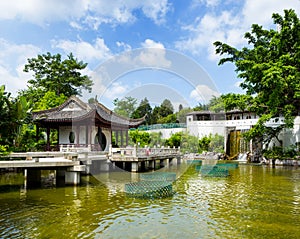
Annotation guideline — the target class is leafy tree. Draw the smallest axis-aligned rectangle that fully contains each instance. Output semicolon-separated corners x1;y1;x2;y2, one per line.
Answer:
198;134;224;153
165;132;199;153
165;132;182;148
148;132;165;147
129;130;151;147
131;98;152;124
198;135;211;153
24;52;92;99
214;9;300;144
221;93;254;112
157;114;177;124
176;108;192;123
34;91;68;110
193;103;208;111
0;85;31;150
160;99;174;117
113;96;137;118
178;104;183;112
208;95;224;112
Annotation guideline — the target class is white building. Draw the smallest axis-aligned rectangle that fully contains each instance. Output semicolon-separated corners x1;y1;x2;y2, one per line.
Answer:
186;111;300;156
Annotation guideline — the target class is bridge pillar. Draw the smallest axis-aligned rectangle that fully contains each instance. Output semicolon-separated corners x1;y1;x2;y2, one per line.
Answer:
100;160;110;171
25;169;41;188
149;160;155;169
56;169;66;186
65;171;80;185
131;162;138;172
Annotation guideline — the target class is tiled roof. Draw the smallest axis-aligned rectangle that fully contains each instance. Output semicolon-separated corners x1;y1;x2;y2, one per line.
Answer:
32;96;145;127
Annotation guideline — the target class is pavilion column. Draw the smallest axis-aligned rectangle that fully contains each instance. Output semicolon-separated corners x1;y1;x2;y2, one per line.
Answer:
46;126;50;151
76;126;80;146
115;130;119;147
87;125;92;144
125;130;129;146
120;130;124;147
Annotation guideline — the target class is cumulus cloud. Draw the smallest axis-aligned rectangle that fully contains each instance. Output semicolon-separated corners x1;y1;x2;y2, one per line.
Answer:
0;39;40;95
52;38;112;63
176;0;300;61
190;84;220;102
0;0;171;28
101;82;128;100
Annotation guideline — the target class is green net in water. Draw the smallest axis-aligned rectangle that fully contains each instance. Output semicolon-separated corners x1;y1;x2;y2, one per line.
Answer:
140;172;176;182
200;165;229;177
125;181;173;199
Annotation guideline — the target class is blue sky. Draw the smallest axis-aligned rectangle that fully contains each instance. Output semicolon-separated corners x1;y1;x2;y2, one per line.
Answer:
0;0;299;110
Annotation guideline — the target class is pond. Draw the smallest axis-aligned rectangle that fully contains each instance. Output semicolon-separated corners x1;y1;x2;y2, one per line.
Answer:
0;162;299;238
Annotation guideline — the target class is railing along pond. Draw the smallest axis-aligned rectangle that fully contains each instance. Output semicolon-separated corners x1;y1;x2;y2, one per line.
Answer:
109;145;180;158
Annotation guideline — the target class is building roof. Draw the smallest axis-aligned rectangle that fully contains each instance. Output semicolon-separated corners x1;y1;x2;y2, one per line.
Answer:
32;96;145;128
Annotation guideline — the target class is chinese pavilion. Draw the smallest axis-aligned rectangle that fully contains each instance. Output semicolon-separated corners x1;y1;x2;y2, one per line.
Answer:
32;96;145;151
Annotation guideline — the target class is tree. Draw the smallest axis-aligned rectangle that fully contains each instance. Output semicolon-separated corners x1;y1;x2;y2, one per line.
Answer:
129;130;151;147
113;96;137;118
160;99;174;117
0;85;31;150
208;95;224;112
131;98;152;124
34;91;68;110
221;93;254;112
214;9;300;144
24;52;92;98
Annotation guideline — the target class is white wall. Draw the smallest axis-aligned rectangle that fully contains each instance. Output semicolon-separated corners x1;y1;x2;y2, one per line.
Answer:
146;128;186;139
58;125;111;151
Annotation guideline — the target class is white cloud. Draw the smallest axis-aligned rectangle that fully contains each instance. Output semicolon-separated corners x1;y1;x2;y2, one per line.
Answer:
136;39;171;67
243;0;300;27
0;39;40;95
175;10;244;61
190;84;220;102
0;0;86;25
116;41;132;52
141;39;165;49
102;82;128;100
52;38;112;63
176;0;300;61
193;0;221;8
0;0;171;28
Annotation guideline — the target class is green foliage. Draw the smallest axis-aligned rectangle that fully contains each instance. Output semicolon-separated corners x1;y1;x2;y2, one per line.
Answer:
176;108;192;123
165;132;199;153
198;136;211;153
129;130;151;147
263;145;299;160
160;99;174;117
221;93;254;112
131;98;152;124
148;132;165;147
34;91;68;110
193;103;208;111
23;52;92;98
165;132;182;148
199;134;224;153
157;114;177;124
215;9;300;144
0;145;10;156
113;96;137;118
208;96;224;112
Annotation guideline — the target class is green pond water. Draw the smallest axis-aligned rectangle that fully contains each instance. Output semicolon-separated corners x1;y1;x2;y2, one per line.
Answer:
0;162;299;239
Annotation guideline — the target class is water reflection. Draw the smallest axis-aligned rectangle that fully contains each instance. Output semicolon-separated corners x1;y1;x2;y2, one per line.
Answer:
0;164;299;238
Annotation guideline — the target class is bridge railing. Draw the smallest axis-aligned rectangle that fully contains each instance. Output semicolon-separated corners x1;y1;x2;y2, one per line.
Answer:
109;145;180;157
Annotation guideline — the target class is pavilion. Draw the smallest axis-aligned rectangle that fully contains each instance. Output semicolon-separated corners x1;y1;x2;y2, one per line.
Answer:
32;96;145;151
